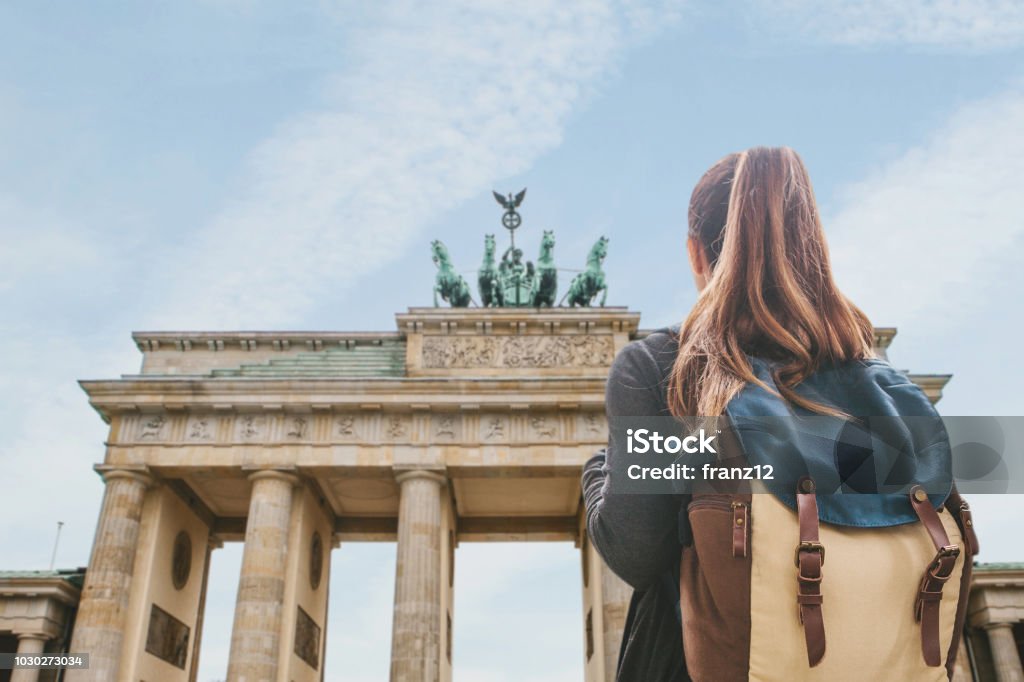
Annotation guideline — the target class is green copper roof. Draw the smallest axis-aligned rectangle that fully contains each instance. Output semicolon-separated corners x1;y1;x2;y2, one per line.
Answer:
0;568;86;587
974;562;1024;571
211;339;406;378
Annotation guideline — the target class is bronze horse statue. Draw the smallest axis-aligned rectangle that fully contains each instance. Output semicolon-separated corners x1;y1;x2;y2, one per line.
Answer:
432;240;472;307
564;236;608;307
532;230;557;307
478;234;503;307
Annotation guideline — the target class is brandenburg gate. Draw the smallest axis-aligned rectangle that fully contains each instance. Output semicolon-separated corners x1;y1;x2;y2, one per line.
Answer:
68;305;652;682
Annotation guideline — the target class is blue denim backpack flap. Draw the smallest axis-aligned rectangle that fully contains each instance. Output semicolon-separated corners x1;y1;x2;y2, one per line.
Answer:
723;357;953;527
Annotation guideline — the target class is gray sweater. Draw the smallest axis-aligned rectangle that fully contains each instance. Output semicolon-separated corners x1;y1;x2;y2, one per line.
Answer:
582;328;689;682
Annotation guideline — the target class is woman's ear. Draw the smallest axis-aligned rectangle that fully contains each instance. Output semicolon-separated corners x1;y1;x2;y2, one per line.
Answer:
687;237;709;291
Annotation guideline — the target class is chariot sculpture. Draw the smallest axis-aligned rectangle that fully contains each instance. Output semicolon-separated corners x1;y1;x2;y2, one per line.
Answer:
431;189;608;308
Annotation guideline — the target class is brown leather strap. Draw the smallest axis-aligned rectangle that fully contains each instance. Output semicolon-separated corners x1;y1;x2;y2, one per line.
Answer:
946;487;979;556
795;477;826;667
909;485;961;668
732;501;748;558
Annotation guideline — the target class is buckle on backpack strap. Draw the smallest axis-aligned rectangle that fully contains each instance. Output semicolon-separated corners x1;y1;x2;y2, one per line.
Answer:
927;545;960;578
795;541;826;568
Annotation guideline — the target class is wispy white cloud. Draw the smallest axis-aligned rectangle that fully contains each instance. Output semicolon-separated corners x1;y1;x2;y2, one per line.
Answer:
152;0;684;329
754;0;1024;49
827;85;1024;334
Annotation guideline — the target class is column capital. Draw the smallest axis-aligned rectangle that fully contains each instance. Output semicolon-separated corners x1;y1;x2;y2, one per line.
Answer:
394;468;447;486
246;469;300;486
15;632;49;642
93;465;154;488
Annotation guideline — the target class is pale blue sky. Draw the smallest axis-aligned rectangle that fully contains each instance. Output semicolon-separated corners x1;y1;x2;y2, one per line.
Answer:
2;2;1023;680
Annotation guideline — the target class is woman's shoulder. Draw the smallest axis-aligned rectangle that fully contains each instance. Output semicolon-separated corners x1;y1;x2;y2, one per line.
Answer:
606;327;679;418
615;326;680;381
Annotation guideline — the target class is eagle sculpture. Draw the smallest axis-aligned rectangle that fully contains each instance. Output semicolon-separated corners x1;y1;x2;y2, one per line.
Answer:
492;188;526;210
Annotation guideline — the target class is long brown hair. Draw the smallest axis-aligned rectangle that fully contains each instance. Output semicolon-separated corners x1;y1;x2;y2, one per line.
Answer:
667;147;875;417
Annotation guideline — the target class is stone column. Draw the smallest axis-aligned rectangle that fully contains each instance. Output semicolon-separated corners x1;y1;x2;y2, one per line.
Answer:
67;467;152;682
987;622;1024;682
390;469;446;682
599;562;631;682
10;633;48;682
226;470;299;682
189;535;221;682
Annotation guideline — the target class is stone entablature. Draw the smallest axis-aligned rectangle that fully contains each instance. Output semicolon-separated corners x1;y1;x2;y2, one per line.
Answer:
109;409;607;449
0;571;82;641
969;564;1024;627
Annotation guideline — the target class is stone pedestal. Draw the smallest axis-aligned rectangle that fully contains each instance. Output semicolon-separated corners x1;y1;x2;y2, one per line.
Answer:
226;470;299;681
67;468;152;682
10;633;48;682
987;622;1024;682
390;469;446;682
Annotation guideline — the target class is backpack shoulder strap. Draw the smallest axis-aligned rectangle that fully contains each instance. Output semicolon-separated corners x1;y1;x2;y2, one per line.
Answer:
795;477;826;667
909;485;961;667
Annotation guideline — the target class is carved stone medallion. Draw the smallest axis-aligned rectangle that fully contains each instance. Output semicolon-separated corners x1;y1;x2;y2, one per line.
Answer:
309;531;324;591
171;531;192;590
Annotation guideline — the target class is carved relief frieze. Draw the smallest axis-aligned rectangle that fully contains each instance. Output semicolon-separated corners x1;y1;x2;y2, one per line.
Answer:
480;415;508;443
530;414;557;439
185;416;215;442
138;414;167;440
283;415;309;440
421;334;614;369
335;415;359;439
294;605;321;670
235;415;266;442
580;412;606;440
433;414;459;441
384;415;409;440
117;405;603;446
145;603;189;670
